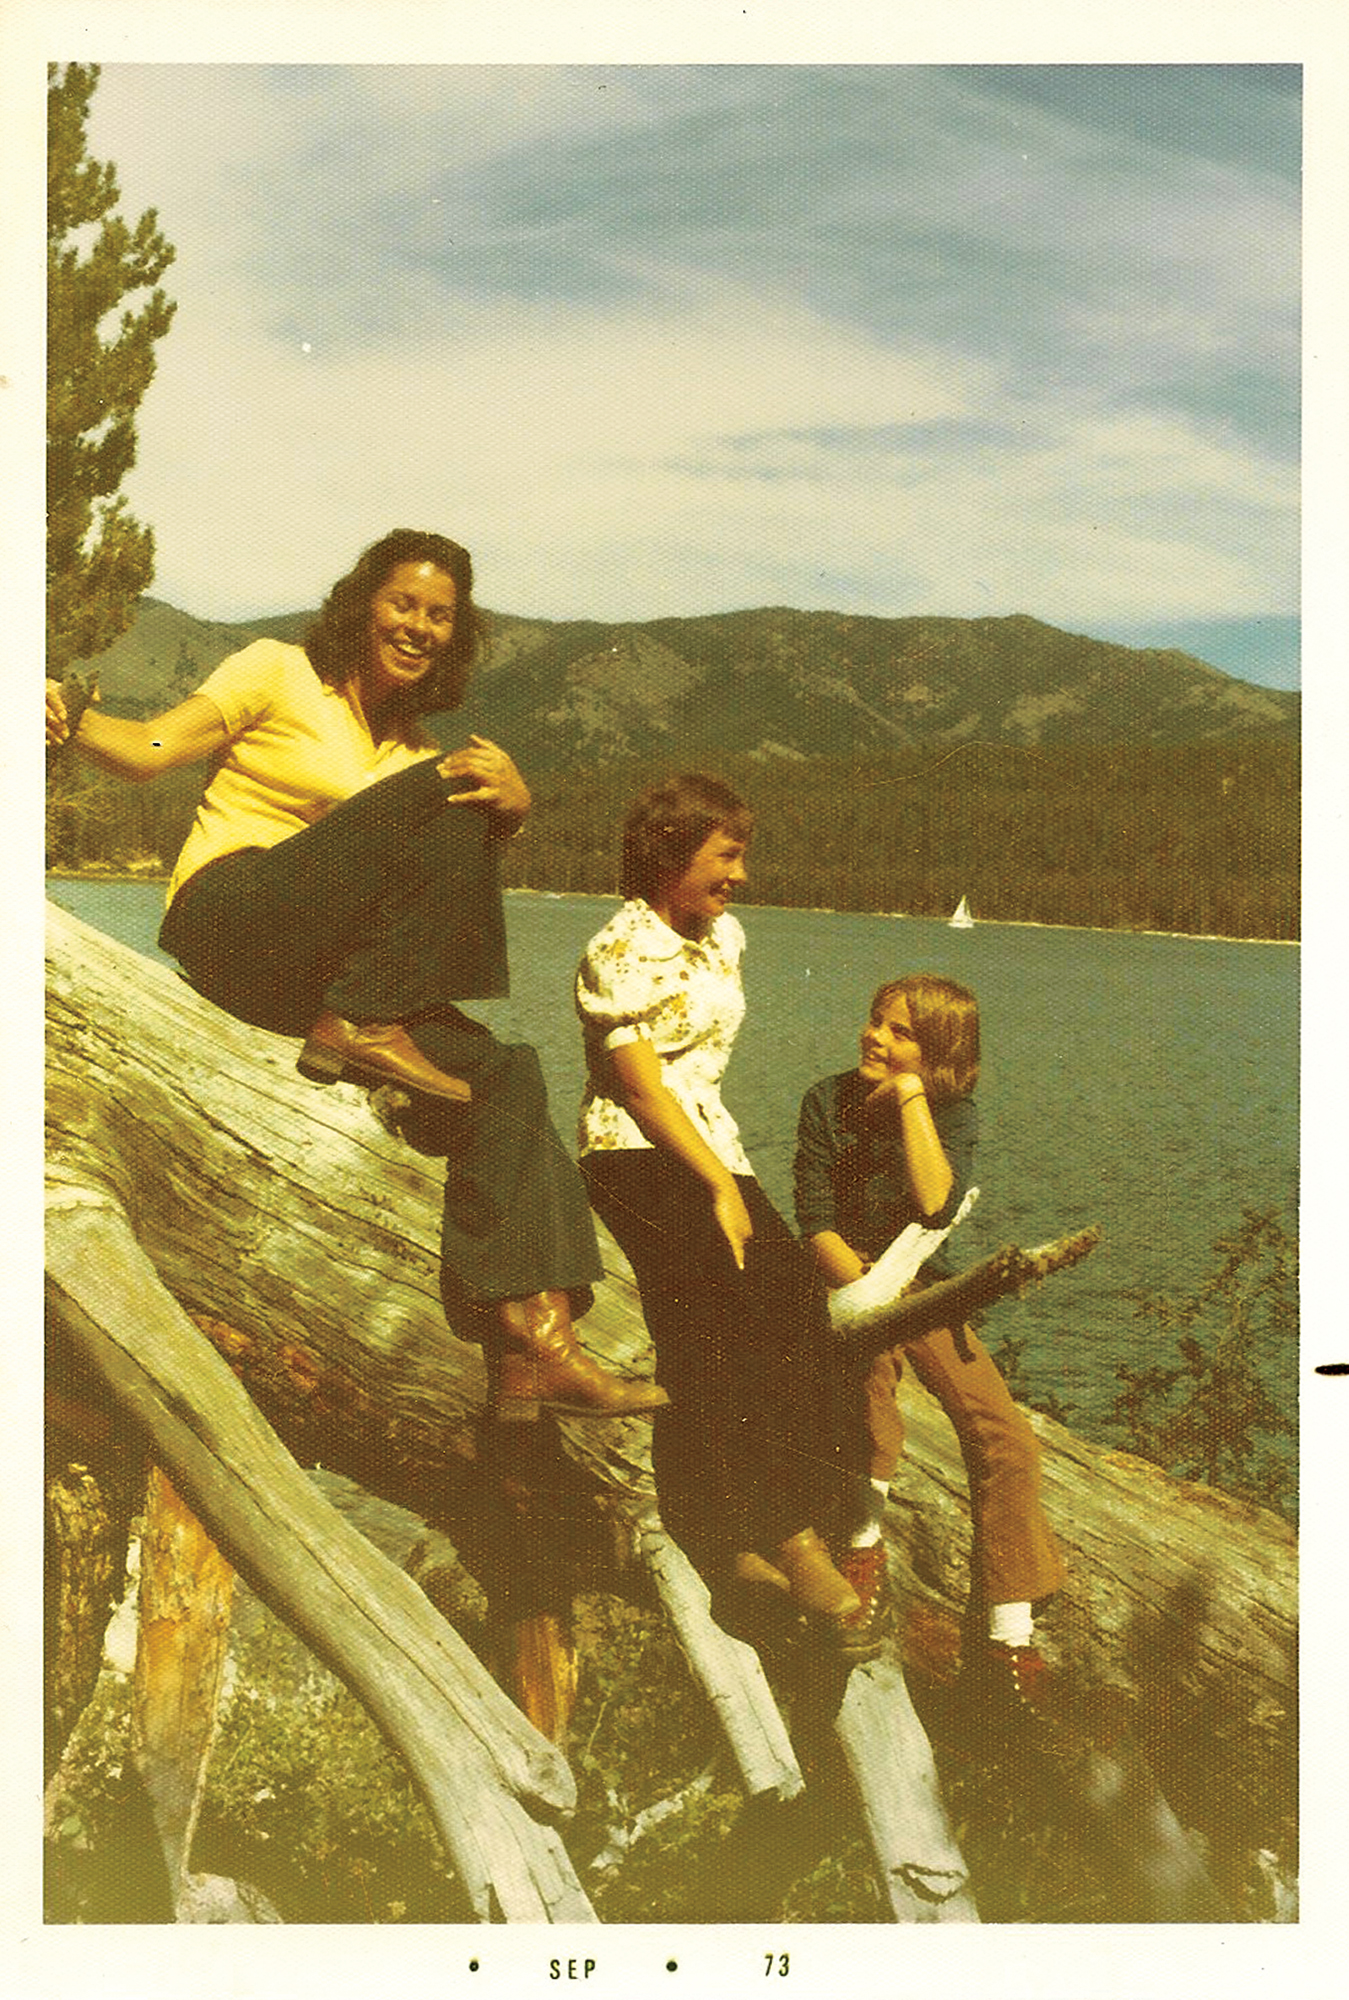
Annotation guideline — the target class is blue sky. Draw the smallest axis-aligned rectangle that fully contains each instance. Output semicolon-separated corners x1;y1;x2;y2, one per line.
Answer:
77;61;1302;685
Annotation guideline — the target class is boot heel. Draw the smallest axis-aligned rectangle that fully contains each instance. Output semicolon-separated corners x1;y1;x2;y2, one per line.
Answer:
775;1527;862;1620
485;1351;542;1424
490;1393;542;1424
297;1041;345;1084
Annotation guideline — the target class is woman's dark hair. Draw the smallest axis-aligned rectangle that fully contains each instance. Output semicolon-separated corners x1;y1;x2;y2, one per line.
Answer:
621;774;753;901
304;529;487;721
870;973;981;1102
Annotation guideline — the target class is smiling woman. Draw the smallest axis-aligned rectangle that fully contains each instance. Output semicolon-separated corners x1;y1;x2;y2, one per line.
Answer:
366;562;459;701
45;527;668;1428
304;529;481;720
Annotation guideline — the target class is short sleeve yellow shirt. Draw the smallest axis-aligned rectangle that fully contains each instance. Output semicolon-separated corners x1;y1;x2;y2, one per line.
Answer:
167;640;434;904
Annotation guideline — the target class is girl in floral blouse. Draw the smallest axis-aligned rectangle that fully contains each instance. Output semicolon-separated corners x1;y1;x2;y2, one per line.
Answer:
575;775;859;1638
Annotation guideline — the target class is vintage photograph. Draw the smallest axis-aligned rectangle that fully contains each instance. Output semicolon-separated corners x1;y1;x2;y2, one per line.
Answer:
16;5;1335;1994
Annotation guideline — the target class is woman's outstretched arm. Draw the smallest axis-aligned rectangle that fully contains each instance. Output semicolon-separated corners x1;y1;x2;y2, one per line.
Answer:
46;683;231;781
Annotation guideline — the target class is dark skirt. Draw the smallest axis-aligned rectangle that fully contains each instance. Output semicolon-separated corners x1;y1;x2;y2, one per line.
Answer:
582;1148;848;1572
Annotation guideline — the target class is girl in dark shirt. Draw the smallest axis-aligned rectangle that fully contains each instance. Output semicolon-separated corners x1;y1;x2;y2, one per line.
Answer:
795;975;1064;1706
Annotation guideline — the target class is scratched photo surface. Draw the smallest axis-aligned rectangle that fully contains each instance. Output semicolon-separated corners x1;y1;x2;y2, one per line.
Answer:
14;5;1342;1997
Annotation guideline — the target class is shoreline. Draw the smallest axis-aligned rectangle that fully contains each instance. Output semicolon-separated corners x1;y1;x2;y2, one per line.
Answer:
45;869;1299;949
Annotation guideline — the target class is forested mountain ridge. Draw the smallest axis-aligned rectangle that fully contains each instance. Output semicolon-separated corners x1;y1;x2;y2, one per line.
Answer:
92;598;1297;767
56;597;1300;939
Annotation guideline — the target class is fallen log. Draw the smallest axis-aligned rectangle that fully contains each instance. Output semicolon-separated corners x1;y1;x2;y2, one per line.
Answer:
639;1526;804;1803
45;902;1295;1916
834;1658;980;1922
46;1190;595;1924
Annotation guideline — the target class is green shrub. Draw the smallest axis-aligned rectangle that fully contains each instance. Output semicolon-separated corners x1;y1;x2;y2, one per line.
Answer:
1109;1205;1297;1518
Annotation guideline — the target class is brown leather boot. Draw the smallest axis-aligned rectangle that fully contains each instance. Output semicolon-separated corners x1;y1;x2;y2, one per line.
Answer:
732;1551;792;1593
773;1527;862;1620
298;1012;473;1103
487;1291;670;1423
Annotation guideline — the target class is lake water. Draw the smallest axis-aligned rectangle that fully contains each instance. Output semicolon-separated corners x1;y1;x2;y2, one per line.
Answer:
47;877;1299;1442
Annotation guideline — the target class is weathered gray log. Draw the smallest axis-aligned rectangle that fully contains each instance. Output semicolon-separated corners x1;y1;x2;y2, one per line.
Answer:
45;902;1296;1913
642;1528;980;1923
834;1658;980;1922
45;903;1295;1692
46;1191;595;1924
639;1525;804;1802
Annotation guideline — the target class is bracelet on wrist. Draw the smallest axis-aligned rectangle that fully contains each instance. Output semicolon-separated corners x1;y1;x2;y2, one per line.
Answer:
897;1084;927;1108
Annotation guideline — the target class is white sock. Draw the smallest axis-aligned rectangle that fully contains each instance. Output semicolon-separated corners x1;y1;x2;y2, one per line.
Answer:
987;1601;1034;1648
850;1520;883;1550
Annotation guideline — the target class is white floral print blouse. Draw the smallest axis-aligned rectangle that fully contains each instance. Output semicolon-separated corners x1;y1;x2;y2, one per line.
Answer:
575;898;754;1174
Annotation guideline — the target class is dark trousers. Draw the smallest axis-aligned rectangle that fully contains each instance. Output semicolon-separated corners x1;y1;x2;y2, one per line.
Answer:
583;1149;848;1575
159;756;509;1036
159;759;601;1309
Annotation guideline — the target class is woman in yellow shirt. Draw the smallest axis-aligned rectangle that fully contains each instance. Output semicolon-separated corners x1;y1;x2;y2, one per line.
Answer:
47;528;665;1426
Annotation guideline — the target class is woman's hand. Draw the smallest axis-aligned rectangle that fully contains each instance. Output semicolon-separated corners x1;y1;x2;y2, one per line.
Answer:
865;1072;955;1217
712;1179;754;1271
440;735;531;830
809;1229;869;1289
46;679;69;747
47;674;101;747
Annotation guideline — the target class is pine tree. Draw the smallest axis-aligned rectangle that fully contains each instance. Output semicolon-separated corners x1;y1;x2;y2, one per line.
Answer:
47;62;176;678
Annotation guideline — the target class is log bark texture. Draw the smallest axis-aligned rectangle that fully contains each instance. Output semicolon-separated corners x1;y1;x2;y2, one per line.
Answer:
45;903;1296;1916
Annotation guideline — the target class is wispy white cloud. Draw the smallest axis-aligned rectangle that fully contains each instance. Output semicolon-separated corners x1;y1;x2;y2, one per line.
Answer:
85;61;1300;671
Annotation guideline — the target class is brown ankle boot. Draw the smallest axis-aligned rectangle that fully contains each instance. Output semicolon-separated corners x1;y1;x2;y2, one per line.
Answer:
773;1527;862;1620
487;1291;670;1423
732;1551;792;1594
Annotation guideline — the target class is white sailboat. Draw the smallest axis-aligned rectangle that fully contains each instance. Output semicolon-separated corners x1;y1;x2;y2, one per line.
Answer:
948;894;974;930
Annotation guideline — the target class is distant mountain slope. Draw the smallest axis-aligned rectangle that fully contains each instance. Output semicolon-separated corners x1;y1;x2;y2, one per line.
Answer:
92;600;1298;766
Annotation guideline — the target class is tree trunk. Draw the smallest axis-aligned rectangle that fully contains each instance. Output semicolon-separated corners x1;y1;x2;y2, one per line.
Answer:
45;903;1296;1918
130;1466;235;1900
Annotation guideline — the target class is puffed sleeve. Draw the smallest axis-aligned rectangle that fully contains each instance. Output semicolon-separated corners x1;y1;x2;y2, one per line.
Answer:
574;904;675;1054
793;1075;843;1240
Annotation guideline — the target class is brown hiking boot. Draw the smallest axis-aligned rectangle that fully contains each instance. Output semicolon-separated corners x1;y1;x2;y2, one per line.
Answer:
963;1639;1057;1723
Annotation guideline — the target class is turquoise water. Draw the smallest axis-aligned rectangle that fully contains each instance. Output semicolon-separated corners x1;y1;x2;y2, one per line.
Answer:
47;878;1298;1438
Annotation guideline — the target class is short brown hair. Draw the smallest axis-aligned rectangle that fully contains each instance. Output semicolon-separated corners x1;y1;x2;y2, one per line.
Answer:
620;774;753;901
870;973;980;1102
